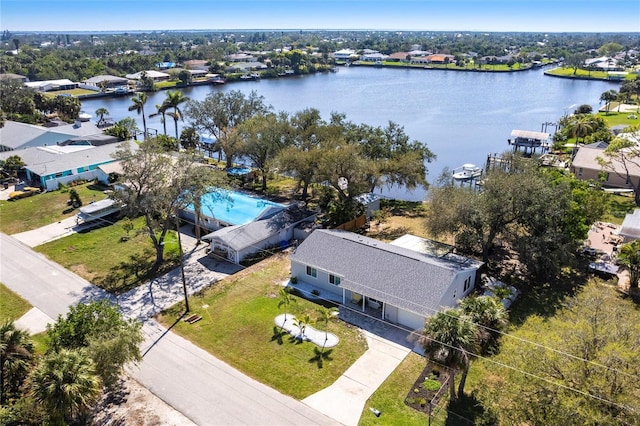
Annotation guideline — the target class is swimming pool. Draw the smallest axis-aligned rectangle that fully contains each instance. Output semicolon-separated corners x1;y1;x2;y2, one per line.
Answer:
185;190;285;226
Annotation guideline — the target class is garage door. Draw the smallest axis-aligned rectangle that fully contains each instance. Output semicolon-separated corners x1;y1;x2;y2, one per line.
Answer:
397;309;425;331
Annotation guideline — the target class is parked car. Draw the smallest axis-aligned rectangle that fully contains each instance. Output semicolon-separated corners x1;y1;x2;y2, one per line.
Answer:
8;187;40;200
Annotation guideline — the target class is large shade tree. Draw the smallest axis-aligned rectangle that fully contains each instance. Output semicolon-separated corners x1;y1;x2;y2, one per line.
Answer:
600;126;640;205
112;139;227;269
186;90;272;168
477;282;640;425
47;300;143;390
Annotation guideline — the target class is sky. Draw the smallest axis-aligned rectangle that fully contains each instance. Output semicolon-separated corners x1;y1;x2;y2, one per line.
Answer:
1;0;639;33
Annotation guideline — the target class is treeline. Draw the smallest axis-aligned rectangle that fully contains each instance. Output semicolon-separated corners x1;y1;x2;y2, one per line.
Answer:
1;30;638;82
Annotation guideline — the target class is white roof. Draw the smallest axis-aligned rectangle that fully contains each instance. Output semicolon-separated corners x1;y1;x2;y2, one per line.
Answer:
511;130;550;140
125;70;170;79
24;79;76;89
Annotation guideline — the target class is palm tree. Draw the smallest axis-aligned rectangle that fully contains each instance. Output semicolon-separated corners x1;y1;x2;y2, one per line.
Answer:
163;90;190;140
567;114;596;144
293;314;311;339
600;90;618;114
458;295;508;353
418;309;478;401
316;307;338;351
149;103;169;135
616;241;640;289
0;321;34;405
95;107;109;127
277;287;297;328
128;92;148;138
30;349;101;424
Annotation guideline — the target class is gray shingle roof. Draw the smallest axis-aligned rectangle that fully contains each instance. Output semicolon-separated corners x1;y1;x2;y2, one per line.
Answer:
291;229;480;316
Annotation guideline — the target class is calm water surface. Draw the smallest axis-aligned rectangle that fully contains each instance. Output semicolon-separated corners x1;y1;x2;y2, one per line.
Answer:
82;67;620;201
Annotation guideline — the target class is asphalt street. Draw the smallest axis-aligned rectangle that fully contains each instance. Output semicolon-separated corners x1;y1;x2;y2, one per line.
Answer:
0;232;339;425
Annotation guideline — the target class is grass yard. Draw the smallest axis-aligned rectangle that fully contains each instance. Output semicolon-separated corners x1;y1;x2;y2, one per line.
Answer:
0;283;32;322
603;192;636;224
157;254;368;400
0;182;109;234
598;110;640;127
35;217;180;294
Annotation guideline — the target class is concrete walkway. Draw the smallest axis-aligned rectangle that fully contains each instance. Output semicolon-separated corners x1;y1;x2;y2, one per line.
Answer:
3;219;414;425
303;331;410;426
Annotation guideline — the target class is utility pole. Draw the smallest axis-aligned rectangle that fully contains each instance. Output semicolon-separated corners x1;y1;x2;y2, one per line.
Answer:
176;217;189;313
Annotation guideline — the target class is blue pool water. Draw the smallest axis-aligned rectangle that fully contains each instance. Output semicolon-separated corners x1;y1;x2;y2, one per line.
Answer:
186;190;285;225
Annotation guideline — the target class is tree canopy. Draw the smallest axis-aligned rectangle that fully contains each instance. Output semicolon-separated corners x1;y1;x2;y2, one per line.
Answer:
112;139;228;269
477;282;640;425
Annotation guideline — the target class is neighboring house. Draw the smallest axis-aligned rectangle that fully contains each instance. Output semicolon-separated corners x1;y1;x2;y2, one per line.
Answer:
584;56;620;71
183;59;209;70
125;70;170;81
571;142;640;189
290;229;483;331
83;75;129;88
95;161;124;186
619;209;640;242
155;61;176;69
224;53;257;62
202;205;317;264
388;52;409;62
354;192;381;219
0;142;132;190
24;79;77;92
333;49;357;60
0;73;28;82
0;120;103;152
360;52;388;62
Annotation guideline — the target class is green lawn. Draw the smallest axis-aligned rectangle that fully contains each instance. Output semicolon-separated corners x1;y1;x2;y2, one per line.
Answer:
157;254;368;399
35;217;180;294
0;182;109;234
545;66;637;81
598;110;640;128
603;193;636;224
0;283;32;322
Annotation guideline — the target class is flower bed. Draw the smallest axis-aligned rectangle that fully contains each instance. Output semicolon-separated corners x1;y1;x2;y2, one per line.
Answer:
404;362;449;413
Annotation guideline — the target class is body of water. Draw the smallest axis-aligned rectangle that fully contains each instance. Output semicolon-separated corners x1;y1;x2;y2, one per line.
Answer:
81;67;620;201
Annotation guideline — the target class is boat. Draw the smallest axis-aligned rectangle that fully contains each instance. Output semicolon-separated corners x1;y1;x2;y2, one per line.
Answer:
452;164;483;181
78;111;92;122
75;199;122;225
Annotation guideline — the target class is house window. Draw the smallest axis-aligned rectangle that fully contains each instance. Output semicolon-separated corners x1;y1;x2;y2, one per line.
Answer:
626;175;631;185
463;276;472;292
329;274;341;285
604;172;610;182
306;266;317;278
578;167;583;177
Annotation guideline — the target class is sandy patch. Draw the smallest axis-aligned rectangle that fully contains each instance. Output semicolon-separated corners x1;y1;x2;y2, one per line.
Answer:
91;375;196;426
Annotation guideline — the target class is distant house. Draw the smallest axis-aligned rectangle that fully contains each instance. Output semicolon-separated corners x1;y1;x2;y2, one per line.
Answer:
388;52;409;62
155;61;176;70
0;73;27;82
83;74;129;88
183;60;209;71
0;120;104;152
290;230;483;330
333;49;357;60
125;70;170;81
224;53;257;62
202;205;316;264
24;79;77;92
571;141;640;189
360;52;388;62
0;142;132;190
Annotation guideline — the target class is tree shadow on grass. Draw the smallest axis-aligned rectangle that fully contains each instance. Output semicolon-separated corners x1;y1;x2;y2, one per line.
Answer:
308;347;333;369
444;394;496;426
270;326;288;345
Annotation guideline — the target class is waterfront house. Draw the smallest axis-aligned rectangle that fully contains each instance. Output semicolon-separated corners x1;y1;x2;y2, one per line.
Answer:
290;229;483;330
83;75;129;89
24;79;77;92
571;142;640;189
0;120;103;152
125;70;170;82
333;49;357;61
0;142;132;190
202;205;316;264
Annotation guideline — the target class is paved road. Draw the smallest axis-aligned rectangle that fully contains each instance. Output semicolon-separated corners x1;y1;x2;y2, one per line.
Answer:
0;233;338;425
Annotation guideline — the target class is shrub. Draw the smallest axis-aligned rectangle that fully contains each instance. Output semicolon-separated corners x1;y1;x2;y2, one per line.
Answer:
422;379;442;392
290;276;298;284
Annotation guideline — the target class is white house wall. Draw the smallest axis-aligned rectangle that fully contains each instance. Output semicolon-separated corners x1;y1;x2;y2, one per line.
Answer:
397;309;425;331
438;270;477;308
290;261;343;298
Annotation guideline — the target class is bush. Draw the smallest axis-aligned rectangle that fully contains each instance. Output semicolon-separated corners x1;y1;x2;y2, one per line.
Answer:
422;379;442;392
290;276;298;284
